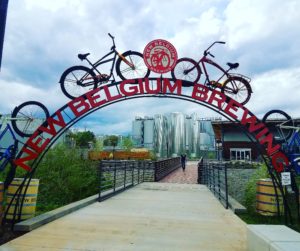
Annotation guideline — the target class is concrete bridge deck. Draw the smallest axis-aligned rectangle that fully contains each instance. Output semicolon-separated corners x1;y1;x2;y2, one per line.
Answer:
1;182;247;251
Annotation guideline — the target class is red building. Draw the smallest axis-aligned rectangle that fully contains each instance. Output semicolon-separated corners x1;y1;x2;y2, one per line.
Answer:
212;121;260;161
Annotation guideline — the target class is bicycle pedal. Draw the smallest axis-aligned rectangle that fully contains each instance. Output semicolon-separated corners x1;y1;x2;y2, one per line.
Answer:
97;74;109;81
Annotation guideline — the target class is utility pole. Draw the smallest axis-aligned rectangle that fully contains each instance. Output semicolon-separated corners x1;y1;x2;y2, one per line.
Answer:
0;0;9;70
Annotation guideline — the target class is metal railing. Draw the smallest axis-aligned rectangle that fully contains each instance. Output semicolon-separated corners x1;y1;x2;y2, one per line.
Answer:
98;160;154;201
198;158;229;209
98;158;181;201
154;157;181;181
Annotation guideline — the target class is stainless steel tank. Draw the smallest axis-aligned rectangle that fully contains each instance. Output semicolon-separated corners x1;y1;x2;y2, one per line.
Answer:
143;117;154;149
132;117;143;147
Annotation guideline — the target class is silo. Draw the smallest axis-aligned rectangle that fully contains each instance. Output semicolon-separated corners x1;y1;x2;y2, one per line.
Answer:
143;117;154;149
170;112;185;156
154;114;164;157
190;113;199;157
163;115;171;158
132;117;143;147
200;120;215;150
185;115;193;156
199;132;211;150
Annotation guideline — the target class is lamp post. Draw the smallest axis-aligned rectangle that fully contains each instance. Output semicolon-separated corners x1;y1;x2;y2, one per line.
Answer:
216;139;223;161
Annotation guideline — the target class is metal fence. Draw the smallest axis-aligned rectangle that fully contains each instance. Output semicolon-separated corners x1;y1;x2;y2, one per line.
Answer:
98;160;153;201
98;157;181;201
198;158;229;209
154;157;181;181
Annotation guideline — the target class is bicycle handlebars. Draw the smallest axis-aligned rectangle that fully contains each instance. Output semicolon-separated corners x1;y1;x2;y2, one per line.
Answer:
108;33;116;50
207;52;215;58
108;33;114;39
204;41;226;57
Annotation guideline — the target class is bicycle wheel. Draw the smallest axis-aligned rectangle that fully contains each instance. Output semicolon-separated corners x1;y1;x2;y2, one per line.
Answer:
11;101;50;137
116;51;150;80
221;76;251;105
171;58;201;84
262;110;294;143
60;65;97;99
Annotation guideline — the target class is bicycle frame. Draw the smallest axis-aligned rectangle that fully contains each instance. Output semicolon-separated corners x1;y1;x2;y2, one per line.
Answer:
288;130;300;152
0;123;17;142
184;41;235;88
0;123;18;171
94;50;118;79
80;34;135;85
199;57;230;87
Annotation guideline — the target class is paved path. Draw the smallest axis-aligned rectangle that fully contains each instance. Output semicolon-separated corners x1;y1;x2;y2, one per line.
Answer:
1;182;247;251
159;161;198;184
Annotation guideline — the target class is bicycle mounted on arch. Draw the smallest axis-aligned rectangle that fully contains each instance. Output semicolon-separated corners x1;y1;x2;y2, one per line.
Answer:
171;41;252;105
59;33;150;99
0;101;50;188
262;109;300;174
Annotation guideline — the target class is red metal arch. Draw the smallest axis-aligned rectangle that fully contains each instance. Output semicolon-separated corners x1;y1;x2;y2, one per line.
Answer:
5;77;292;225
14;78;289;172
13;78;289;174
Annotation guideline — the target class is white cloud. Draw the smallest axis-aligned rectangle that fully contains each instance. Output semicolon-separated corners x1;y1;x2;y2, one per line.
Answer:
247;67;300;119
0;77;66;113
1;0;300;135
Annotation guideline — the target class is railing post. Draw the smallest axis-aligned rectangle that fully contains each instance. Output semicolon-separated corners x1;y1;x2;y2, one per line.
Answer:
138;161;140;184
212;164;215;195
113;161;116;192
98;161;102;201
207;162;210;188
218;162;221;201
143;161;146;182
131;161;134;186
224;162;229;209
124;161;127;189
197;158;202;184
154;161;158;182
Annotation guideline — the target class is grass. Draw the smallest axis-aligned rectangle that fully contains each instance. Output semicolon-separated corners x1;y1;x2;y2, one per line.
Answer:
237;212;300;233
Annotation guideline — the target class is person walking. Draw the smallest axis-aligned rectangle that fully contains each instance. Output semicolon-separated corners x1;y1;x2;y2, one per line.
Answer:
180;154;187;171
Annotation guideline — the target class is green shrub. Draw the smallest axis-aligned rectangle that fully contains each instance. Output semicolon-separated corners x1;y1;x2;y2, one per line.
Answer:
243;163;269;214
33;144;99;214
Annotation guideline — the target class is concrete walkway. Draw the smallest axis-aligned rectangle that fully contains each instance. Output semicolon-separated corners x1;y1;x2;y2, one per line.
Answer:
159;161;198;184
1;183;247;251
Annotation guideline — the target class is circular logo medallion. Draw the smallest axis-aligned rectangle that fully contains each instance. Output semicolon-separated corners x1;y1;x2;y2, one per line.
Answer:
143;39;178;74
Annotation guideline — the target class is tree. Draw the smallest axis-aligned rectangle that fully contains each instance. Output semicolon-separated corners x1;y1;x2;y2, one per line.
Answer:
103;135;119;148
69;131;96;148
122;136;133;151
94;138;103;151
103;135;119;159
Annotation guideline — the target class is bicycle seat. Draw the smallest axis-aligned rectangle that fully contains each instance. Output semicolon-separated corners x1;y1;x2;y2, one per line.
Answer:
227;62;239;69
78;53;90;60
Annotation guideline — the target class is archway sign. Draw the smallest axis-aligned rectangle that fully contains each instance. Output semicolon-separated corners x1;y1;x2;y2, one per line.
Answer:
7;38;292;224
13;79;289;173
13;37;289;173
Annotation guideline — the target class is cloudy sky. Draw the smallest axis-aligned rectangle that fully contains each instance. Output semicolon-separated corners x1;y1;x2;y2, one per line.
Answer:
1;0;300;135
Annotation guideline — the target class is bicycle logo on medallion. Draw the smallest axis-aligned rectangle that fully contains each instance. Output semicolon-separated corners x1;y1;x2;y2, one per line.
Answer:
143;39;178;73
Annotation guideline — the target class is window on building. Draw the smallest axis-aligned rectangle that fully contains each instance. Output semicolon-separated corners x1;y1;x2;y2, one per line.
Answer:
230;148;251;161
